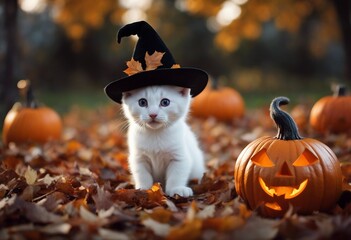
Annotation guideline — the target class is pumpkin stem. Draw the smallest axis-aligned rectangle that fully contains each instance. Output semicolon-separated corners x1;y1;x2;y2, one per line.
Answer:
211;78;219;90
270;96;302;140
18;80;38;108
333;84;346;97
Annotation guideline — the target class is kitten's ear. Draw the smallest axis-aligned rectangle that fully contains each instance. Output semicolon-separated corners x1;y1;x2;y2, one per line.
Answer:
179;88;190;97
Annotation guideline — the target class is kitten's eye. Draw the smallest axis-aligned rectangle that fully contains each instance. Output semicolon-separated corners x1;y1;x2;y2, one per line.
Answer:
160;98;170;107
138;98;148;107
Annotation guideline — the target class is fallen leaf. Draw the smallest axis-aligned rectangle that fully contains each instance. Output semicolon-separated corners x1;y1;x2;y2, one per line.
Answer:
39;223;72;234
24;166;37;185
98;206;115;219
203;215;245;232
143;218;171;237
197;204;215;219
232;216;279;240
92;186;114;211
22;200;63;224
145;207;173;223
79;206;98;222
98;228;129;240
0;194;17;210
167;219;202;240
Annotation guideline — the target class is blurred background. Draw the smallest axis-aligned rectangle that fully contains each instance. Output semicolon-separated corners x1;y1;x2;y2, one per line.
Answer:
0;0;350;121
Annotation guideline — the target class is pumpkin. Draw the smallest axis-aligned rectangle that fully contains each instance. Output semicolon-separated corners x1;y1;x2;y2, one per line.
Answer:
234;96;342;218
191;79;245;121
2;80;62;145
310;85;351;134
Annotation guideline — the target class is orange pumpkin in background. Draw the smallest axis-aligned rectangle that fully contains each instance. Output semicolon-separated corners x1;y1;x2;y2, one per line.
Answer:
310;85;351;134
191;79;245;121
2;80;62;145
234;97;342;218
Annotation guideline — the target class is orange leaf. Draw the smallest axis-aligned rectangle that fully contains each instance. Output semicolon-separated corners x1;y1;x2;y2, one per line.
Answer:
124;59;143;76
66;140;83;154
146;183;167;205
167;219;202;240
203;216;245;232
145;51;164;70
147;207;173;223
171;64;181;69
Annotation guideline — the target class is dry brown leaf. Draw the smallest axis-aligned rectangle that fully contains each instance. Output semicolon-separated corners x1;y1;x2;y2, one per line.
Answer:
145;51;165;70
39;223;72;234
98;228;129;240
79;206;98;222
2;103;351;239
167;219;202;240
232;216;279;240
24;166;37;185
22;200;63;224
146;183;167;205
143;218;171;237
146;207;173;223
202;215;245;232
92;186;113;211
197;204;215;219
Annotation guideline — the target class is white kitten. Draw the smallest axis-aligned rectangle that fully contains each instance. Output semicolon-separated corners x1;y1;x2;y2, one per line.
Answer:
121;85;205;197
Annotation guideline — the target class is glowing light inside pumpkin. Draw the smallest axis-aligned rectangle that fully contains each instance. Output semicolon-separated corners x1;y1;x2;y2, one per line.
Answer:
259;177;308;199
264;202;282;211
251;149;275;167
293;149;319;166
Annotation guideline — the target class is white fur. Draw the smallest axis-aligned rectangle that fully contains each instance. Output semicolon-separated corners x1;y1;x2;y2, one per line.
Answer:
121;85;205;197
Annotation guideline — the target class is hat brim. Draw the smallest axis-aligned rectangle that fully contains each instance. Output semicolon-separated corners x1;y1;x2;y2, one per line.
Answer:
104;68;208;103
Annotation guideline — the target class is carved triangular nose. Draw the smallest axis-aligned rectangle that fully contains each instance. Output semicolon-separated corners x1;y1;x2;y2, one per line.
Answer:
277;162;292;177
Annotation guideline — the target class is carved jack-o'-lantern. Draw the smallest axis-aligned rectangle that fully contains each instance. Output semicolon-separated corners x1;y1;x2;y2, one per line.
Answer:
234;97;342;218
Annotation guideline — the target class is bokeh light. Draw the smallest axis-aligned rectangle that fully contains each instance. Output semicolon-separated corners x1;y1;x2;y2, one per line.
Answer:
19;0;46;14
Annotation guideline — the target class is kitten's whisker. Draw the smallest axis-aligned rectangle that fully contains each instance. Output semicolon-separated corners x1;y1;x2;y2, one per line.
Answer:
119;119;130;133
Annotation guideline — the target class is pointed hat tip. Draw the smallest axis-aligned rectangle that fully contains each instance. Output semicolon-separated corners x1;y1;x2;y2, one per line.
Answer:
117;21;150;44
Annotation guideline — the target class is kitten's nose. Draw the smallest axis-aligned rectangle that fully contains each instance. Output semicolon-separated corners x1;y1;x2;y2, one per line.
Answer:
149;114;157;119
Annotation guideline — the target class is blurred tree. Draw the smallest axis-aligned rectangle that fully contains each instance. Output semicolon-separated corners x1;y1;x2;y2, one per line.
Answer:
1;0;346;111
332;0;351;81
179;0;350;81
1;0;19;120
46;0;123;51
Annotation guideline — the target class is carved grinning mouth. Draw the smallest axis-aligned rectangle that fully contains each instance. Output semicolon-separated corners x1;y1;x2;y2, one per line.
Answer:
258;177;308;199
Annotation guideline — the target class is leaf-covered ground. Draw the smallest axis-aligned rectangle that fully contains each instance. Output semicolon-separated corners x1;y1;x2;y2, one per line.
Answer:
1;104;351;240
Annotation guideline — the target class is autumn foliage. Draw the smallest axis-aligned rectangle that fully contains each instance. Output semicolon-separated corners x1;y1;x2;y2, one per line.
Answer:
1;103;351;239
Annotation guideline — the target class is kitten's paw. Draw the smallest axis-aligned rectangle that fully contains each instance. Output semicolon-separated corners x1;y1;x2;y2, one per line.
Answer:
167;186;193;197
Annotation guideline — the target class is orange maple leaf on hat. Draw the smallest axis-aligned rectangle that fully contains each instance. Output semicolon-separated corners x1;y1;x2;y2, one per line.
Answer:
171;64;181;69
145;51;165;70
124;51;166;76
123;59;143;76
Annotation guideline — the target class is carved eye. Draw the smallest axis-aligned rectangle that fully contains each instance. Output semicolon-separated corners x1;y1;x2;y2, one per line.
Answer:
160;98;170;107
293;149;319;166
251;149;275;167
138;98;148;107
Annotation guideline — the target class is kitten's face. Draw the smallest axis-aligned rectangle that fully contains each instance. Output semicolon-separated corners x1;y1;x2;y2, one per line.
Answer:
122;85;191;130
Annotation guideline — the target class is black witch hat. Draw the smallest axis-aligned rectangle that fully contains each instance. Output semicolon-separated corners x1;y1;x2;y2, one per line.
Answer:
104;21;208;103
